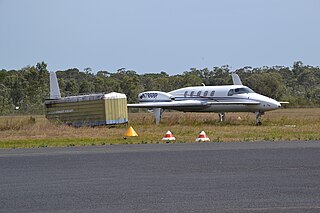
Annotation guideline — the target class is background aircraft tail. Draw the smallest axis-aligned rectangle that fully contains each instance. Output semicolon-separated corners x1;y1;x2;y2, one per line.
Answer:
231;72;243;85
49;72;61;99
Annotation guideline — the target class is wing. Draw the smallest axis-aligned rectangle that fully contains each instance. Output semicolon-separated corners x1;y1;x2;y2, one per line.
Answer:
127;100;208;108
128;100;260;108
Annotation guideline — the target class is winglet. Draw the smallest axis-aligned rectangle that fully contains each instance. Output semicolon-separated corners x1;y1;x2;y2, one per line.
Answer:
49;72;61;99
231;72;243;85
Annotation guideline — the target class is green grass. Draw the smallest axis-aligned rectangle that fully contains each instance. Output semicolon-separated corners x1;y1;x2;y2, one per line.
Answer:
0;108;320;148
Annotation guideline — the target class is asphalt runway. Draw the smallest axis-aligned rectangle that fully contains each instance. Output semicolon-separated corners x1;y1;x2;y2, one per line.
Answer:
1;141;320;213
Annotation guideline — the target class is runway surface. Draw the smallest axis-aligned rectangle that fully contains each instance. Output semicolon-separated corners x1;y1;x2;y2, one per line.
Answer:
1;141;320;212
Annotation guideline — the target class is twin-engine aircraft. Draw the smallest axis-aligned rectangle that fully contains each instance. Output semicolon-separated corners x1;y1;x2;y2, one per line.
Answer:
128;73;288;125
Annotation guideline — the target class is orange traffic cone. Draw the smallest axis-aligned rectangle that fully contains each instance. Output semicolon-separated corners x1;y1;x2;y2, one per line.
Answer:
124;126;138;138
196;131;210;142
162;130;176;141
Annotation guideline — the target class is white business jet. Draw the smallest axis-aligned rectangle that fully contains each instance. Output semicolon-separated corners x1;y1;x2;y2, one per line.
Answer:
128;73;288;125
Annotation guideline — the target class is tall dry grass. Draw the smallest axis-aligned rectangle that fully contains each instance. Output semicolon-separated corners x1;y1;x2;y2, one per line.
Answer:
0;108;319;148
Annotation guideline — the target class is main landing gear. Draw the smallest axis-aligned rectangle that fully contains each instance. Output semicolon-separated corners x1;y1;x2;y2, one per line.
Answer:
218;112;225;122
153;108;164;124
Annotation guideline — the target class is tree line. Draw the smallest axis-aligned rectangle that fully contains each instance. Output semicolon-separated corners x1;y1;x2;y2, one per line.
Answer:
0;61;319;115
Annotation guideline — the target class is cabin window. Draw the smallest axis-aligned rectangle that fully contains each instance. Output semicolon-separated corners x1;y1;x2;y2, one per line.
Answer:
197;91;201;96
203;91;208;96
228;89;234;96
210;91;215;96
184;91;188;97
190;91;195;96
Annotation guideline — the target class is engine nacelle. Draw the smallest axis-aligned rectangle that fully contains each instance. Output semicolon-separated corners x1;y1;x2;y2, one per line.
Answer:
138;91;175;102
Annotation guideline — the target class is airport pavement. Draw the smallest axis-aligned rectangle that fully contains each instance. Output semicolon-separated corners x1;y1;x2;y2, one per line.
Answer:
1;141;320;212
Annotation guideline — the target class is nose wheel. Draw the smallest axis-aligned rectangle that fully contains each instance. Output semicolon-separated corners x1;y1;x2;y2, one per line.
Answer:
255;112;264;125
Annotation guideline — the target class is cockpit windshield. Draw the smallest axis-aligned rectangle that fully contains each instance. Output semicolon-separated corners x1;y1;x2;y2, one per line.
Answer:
228;87;254;96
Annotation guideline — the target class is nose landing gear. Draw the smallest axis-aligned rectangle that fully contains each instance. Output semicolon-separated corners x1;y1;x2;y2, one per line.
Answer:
255;112;264;125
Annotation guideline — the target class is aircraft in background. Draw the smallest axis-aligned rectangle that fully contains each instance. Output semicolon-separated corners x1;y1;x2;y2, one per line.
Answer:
128;73;288;125
46;72;129;127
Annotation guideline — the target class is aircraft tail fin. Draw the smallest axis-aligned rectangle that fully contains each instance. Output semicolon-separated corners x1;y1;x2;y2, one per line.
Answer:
231;72;243;85
49;72;61;99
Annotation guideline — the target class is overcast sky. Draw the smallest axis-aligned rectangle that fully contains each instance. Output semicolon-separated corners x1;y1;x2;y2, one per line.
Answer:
0;0;319;74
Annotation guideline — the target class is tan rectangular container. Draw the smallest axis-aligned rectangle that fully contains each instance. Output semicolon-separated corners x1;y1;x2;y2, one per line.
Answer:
45;92;128;127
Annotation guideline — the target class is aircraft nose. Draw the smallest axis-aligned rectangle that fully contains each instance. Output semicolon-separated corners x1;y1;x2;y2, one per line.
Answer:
265;99;281;110
272;100;281;109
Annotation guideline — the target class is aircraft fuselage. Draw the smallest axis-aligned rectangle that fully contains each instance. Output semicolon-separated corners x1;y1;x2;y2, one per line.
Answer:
128;81;284;125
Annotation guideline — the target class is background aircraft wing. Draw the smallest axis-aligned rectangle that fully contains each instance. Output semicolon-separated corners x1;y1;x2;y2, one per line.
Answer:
128;100;208;108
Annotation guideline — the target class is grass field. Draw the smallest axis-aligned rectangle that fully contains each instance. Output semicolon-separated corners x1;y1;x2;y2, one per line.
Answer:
0;108;320;148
